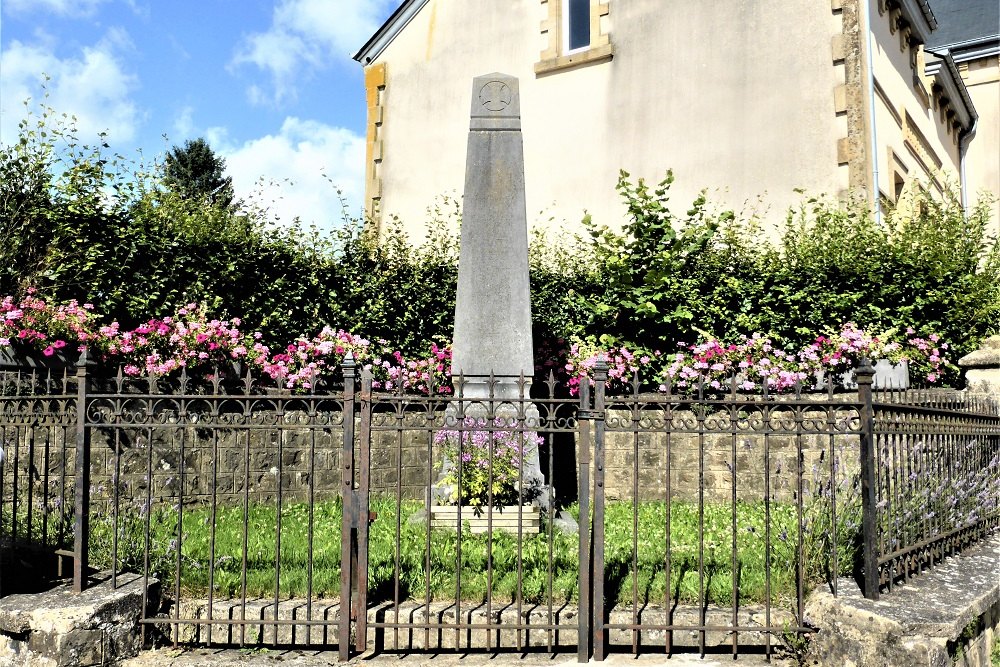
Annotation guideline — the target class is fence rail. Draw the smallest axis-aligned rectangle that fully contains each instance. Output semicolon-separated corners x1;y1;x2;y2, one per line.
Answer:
868;387;1000;596
1;354;998;661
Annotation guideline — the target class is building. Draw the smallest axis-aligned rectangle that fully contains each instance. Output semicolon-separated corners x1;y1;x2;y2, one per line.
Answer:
353;0;995;240
926;0;999;211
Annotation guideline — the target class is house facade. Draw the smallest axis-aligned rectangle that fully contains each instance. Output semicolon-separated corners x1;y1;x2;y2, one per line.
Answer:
926;0;999;210
354;0;993;240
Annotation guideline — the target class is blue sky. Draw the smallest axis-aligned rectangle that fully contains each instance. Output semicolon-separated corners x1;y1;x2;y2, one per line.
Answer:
1;0;400;228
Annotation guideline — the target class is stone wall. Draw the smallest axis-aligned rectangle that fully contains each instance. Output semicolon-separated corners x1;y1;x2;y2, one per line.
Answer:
3;401;862;520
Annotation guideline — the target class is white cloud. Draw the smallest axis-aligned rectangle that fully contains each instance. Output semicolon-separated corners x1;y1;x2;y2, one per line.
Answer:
231;0;395;106
0;31;139;145
3;0;109;17
172;106;195;140
216;117;366;230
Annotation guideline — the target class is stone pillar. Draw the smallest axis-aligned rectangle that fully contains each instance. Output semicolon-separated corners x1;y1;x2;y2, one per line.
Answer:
440;73;545;505
959;335;1000;403
452;73;534;399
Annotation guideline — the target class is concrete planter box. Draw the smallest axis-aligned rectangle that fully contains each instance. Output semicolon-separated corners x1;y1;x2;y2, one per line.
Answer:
429;505;541;534
0;343;81;369
815;359;909;391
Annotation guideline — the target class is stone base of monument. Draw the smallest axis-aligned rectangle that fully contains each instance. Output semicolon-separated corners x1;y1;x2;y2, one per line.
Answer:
432;398;551;512
429;505;541;535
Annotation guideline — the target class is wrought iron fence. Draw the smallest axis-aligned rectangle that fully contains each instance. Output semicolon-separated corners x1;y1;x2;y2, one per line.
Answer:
86;363;351;649
0;365;79;597
867;387;1000;597
589;364;865;660
1;354;998;662
349;369;588;660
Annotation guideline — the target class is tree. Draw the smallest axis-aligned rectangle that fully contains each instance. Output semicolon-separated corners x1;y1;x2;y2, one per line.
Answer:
163;137;234;208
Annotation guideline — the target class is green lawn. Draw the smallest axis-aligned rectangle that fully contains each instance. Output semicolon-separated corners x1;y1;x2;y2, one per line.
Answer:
87;494;858;607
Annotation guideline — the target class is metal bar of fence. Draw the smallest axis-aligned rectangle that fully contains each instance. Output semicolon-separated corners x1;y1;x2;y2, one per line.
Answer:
355;370;372;654
73;351;91;593
857;359;879;600
577;379;592;664
728;382;738;660
696;381;706;658
591;359;608;662
663;380;674;659
11;417;20;549
629;378;640;655
339;354;357;662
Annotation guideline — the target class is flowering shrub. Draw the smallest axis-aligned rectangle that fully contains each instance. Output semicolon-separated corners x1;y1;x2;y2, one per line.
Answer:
662;333;807;393
903;328;951;383
370;343;452;395
0;293;958;394
257;327;372;389
0;292;99;356
564;337;654;396
433;418;542;511
102;304;263;377
585;323;955;395
796;323;901;375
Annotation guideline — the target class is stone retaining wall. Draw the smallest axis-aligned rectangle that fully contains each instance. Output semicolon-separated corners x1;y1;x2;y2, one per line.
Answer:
3;401;861;518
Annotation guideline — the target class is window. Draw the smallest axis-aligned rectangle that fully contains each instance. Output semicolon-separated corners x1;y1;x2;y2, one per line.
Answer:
564;0;591;53
535;0;613;76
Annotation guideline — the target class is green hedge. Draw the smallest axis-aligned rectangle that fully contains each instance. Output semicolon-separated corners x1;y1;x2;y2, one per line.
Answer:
2;108;996;377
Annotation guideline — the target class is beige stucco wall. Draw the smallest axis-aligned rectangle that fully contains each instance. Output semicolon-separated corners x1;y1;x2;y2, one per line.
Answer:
963;56;1000;213
369;0;848;241
867;4;962;201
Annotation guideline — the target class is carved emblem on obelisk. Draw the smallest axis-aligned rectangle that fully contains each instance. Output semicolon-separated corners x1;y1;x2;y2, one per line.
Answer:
479;80;512;112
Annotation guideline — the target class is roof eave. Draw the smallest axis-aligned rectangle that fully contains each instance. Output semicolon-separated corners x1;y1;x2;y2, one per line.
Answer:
934;37;1000;63
353;0;429;65
924;51;977;132
900;0;938;43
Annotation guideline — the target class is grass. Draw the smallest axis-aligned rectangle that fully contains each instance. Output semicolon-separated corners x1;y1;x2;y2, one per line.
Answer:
85;493;859;608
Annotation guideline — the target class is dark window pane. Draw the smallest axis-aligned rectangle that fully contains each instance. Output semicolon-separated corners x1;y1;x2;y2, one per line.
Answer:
568;0;590;50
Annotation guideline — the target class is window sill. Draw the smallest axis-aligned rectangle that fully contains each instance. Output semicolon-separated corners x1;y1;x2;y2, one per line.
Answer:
535;43;613;76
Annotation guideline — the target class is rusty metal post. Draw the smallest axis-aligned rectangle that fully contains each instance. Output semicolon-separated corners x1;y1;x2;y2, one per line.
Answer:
577;379;592;663
339;353;357;661
856;358;879;600
354;368;373;653
591;358;609;662
73;350;91;593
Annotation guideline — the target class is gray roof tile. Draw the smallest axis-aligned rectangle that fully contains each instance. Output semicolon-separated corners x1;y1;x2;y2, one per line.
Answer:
926;0;999;49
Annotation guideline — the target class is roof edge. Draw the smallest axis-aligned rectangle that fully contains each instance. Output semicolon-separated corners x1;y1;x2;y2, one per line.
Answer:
933;36;1000;63
924;50;977;132
899;0;937;43
353;0;429;64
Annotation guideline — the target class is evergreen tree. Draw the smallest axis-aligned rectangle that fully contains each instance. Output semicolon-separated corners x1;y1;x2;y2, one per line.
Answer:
163;137;234;208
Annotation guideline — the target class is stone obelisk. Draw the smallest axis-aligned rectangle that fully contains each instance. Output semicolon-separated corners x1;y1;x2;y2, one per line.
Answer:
452;73;534;399
447;72;545;501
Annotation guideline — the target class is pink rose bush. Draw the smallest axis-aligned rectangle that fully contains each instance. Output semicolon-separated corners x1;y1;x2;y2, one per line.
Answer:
572;323;956;395
103;304;264;377
1;291;98;357
564;337;660;396
662;333;807;393
0;294;452;393
0;294;956;394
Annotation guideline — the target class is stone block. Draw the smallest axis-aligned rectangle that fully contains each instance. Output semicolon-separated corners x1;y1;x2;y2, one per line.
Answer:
0;571;157;667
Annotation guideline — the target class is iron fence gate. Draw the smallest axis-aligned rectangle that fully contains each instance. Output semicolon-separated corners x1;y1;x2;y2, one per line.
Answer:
343;366;591;661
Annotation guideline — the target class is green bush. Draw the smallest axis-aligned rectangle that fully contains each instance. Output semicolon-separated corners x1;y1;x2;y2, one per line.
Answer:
574;171;999;383
3;104;995;384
